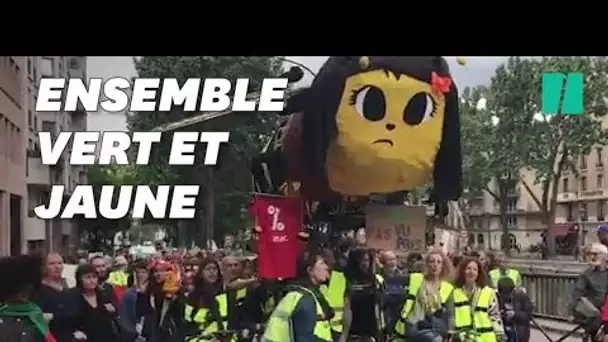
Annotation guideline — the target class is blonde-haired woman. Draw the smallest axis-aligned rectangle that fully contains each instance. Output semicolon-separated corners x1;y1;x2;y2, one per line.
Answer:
394;250;460;342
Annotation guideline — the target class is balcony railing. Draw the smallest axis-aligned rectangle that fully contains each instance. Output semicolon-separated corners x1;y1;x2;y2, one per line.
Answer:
27;157;50;187
24;217;46;241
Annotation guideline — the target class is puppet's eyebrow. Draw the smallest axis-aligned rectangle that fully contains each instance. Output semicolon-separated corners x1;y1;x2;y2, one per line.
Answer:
382;68;402;80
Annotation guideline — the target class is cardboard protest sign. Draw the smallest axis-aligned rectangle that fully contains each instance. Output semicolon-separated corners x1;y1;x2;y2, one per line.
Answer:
365;205;426;253
434;228;458;254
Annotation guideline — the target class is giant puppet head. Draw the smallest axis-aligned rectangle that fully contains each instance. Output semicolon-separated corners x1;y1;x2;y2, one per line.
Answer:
285;56;463;201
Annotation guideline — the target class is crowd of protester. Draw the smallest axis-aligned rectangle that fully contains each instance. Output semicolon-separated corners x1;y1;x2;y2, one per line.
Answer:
9;228;608;342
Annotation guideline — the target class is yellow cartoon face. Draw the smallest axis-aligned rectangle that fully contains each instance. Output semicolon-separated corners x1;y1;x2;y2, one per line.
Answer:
326;68;446;195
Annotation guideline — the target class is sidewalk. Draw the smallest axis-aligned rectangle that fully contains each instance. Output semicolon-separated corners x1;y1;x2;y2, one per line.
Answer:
532;317;586;338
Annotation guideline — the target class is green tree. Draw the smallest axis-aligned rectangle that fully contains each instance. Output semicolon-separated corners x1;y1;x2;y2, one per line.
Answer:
460;85;524;254
81;165;134;251
489;57;608;256
128;56;283;246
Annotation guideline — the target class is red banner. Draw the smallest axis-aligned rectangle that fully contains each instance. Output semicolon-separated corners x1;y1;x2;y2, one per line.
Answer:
251;194;302;279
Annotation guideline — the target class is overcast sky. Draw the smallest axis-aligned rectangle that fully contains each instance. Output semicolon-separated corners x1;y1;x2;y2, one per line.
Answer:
86;56;509;132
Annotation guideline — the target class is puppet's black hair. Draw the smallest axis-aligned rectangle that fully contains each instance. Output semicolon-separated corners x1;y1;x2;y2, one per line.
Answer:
0;255;43;301
286;56;462;202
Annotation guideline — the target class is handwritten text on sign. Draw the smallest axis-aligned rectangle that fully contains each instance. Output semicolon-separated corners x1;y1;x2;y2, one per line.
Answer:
365;205;426;252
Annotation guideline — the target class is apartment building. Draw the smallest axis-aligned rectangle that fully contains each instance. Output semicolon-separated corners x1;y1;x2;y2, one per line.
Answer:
554;146;607;244
466;170;545;250
24;56;88;254
0;57;27;256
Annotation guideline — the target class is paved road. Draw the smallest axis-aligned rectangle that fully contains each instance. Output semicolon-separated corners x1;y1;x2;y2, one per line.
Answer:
532;328;580;342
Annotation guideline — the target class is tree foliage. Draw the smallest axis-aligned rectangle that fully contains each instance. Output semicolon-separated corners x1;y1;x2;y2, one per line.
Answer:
486;57;608;255
80;165;135;251
460;84;524;253
127;56;284;245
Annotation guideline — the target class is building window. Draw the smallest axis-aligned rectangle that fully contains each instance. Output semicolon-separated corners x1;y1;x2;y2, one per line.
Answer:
507;216;518;228
567;203;574;221
15;128;21;164
477;234;484;245
27;240;45;254
563;178;569;192
581;155;588;169
27;58;32;76
42;120;54;133
69;57;80;69
3;118;8;158
507;199;517;212
599;174;604;188
581;176;587;191
10;124;16;162
40;57;53;77
598;148;604;167
598;200;605;221
581;203;588;221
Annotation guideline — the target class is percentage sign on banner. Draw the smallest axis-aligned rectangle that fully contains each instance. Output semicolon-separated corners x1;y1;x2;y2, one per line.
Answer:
267;205;285;231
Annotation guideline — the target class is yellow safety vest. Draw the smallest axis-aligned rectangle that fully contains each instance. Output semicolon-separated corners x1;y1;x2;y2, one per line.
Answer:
489;268;521;288
263;285;332;342
453;286;498;342
393;273;454;337
234;287;246;299
262;295;277;319
183;293;232;342
320;270;347;333
107;270;128;287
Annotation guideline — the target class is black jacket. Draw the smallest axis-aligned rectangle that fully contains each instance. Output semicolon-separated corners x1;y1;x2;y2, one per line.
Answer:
136;291;184;342
33;284;77;342
499;291;533;342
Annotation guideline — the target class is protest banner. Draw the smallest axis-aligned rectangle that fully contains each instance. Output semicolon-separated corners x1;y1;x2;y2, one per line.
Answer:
251;194;302;279
365;205;426;253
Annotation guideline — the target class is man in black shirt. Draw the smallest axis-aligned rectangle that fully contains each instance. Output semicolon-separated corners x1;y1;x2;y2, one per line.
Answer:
90;255;115;304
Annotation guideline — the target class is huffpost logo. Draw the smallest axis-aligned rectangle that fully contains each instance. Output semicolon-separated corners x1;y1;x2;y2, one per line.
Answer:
541;72;584;115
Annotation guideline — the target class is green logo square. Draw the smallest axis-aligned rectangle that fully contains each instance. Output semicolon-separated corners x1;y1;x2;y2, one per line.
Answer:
541;72;584;115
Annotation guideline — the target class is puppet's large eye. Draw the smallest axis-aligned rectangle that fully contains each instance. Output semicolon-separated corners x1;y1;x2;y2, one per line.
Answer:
403;92;435;125
350;85;386;121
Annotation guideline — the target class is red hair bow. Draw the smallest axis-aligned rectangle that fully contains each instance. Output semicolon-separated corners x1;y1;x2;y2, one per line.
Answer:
431;72;452;94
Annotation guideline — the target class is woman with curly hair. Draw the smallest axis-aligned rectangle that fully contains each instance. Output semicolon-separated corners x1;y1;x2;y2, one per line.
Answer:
452;257;504;342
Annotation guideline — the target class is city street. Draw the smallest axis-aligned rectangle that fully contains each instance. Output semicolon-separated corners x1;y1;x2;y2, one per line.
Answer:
532;328;581;342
